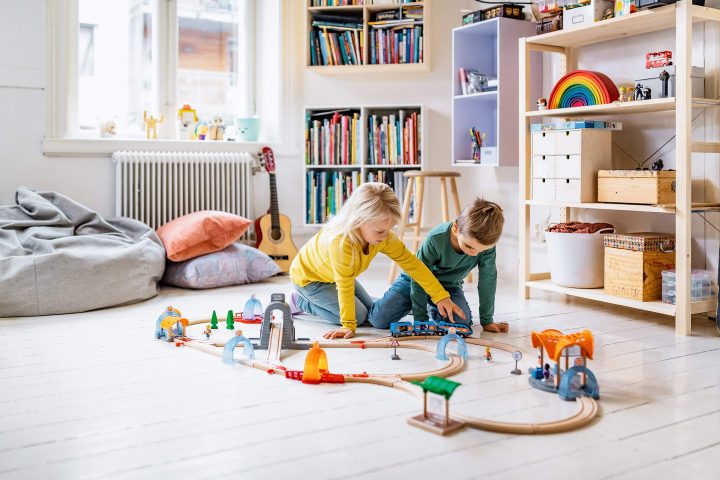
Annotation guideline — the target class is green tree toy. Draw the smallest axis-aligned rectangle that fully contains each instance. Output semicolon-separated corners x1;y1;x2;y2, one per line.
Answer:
226;310;235;329
210;310;219;329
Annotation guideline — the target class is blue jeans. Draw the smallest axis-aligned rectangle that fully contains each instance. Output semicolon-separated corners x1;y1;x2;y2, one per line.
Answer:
368;273;473;329
293;280;373;327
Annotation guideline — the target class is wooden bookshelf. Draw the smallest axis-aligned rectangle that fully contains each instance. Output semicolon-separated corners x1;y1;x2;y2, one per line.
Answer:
305;1;430;73
304;105;425;225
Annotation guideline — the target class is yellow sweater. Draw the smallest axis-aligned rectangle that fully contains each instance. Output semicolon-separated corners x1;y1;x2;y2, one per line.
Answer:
289;229;449;331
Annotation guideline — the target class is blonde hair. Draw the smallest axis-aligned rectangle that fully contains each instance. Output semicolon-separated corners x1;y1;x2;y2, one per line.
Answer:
324;182;402;250
456;198;504;246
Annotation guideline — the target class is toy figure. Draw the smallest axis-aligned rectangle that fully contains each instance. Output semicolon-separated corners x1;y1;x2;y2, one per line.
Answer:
177;104;198;139
643;86;652;100
651;158;664;171
235;329;244;337
100;120;117;138
196;123;209;140
484;346;492;362
543;363;551;381
143;111;164;139
207;114;225;141
634;83;652;101
659;70;670;98
601;8;614;20
211;310;219;329
617;86;627;103
537;97;548;110
204;325;212;338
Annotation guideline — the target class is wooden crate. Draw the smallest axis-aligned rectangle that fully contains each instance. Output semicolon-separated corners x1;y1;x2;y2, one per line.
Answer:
598;170;676;205
603;232;675;301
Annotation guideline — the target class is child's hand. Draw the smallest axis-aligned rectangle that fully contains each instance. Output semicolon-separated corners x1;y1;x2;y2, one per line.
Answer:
436;298;467;323
483;322;509;333
323;327;355;340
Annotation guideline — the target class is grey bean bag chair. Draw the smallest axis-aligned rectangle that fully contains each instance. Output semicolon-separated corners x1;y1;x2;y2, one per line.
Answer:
0;187;166;316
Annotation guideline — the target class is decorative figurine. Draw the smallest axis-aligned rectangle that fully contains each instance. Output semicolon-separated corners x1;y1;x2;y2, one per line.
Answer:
537;97;548;110
617;86;627;103
484;346;492;362
177;104;198;140
207;113;225;141
601;7;614;20
143;111;164;139
100;120;117;138
204;324;212;338
659;69;670;98
634;83;651;101
651;158;664;171
195;122;209;140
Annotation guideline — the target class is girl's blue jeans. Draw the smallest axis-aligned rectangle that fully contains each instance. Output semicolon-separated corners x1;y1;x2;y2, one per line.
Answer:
292;280;374;327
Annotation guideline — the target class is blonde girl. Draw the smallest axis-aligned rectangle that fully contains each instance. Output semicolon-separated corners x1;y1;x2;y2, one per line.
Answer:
289;182;465;339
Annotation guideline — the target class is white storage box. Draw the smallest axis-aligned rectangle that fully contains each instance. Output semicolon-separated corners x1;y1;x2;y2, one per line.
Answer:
563;1;614;31
661;269;717;305
532;178;556;201
545;228;614;288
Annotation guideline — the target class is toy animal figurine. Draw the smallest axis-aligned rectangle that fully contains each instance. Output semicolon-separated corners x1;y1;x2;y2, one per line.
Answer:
659;70;670;98
143;111;164;139
651;158;664;171
537;97;548;110
100;120;117;138
207;113;225;141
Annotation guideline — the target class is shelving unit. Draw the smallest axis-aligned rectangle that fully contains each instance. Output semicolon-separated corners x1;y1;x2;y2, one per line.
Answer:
518;2;720;336
304;105;425;225
306;1;430;73
451;17;540;166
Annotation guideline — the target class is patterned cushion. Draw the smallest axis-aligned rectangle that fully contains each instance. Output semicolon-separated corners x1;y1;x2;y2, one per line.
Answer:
162;243;281;289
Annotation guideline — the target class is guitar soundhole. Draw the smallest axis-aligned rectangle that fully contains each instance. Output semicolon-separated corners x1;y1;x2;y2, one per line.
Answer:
271;228;282;241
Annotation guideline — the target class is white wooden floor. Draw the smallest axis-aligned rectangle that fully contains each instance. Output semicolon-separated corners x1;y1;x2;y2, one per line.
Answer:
1;257;719;480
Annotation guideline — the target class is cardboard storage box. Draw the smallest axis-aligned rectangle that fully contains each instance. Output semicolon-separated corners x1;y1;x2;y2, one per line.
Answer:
604;233;675;301
598;170;676;205
562;0;614;30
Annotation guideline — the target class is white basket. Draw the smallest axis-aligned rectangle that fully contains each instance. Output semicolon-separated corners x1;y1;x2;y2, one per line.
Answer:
544;228;614;288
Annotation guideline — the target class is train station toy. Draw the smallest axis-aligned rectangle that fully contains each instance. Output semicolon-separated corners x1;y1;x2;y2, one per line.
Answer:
235;294;264;324
155;306;189;342
408;376;465;435
436;328;468;361
253;293;310;351
528;329;600;401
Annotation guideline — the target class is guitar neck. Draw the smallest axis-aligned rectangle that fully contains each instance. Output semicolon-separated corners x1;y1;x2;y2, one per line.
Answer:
269;173;280;228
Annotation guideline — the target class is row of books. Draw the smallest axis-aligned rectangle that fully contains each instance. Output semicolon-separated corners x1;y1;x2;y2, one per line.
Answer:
306;170;417;224
306;111;362;166
367;111;421;165
306;171;362;224
310;27;364;66
309;0;420;5
369;25;422;65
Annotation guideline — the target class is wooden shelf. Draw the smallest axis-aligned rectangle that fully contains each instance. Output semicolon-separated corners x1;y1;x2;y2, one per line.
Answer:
365;164;422;168
525;200;674;213
306;63;430;74
453;91;497;101
306;164;361;169
526;279;717;316
526;97;720;118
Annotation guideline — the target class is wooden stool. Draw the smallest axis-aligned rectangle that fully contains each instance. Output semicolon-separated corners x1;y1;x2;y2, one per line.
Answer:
389;171;472;283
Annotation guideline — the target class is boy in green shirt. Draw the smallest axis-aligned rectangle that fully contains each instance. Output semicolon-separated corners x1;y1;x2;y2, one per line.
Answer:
368;198;509;333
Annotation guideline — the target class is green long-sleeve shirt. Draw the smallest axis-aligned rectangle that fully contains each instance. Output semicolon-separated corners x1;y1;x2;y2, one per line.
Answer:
409;222;497;326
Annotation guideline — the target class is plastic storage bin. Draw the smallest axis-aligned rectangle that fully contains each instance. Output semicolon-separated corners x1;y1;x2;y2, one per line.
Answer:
661;269;717;304
545;228;613;288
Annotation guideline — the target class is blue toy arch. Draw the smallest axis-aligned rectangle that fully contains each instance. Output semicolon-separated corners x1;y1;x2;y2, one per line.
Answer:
223;335;256;364
558;366;600;401
436;333;468;361
242;295;263;321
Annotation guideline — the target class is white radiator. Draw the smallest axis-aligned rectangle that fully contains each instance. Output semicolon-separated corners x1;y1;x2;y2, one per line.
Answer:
112;151;255;230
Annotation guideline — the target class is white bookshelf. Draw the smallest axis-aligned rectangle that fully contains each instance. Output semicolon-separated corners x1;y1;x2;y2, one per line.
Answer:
451;17;541;166
303;104;426;226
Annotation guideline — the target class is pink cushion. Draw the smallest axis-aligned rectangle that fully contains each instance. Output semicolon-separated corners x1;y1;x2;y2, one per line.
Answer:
156;211;252;262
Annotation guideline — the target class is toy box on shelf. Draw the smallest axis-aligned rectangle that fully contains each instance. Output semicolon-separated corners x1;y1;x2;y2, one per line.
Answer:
462;4;525;25
598;170;676;205
604;232;675;302
662;269;717;305
634;65;705;99
562;0;614;30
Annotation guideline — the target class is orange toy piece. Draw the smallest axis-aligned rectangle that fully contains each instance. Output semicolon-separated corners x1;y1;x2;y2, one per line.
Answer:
302;342;328;384
531;329;594;362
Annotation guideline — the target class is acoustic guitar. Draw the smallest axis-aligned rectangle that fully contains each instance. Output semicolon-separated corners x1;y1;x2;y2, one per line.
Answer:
255;146;298;273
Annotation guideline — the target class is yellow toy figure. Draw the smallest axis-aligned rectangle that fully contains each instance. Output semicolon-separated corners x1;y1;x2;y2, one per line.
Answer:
144;111;164;139
484;346;492;362
177;104;198;140
204;324;212;338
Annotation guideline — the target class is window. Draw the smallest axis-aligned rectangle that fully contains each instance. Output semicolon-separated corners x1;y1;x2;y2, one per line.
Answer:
73;0;261;139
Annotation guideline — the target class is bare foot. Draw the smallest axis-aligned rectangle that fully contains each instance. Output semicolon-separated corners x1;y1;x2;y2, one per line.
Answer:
483;322;509;333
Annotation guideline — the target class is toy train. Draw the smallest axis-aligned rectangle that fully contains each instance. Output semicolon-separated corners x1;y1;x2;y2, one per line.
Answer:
390;320;473;338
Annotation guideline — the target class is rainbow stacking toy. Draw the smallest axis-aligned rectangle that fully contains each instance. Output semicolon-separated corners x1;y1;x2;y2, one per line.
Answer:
548;70;620;109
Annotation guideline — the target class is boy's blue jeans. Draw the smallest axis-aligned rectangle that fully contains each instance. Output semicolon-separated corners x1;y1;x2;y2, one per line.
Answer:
368;273;473;329
293;280;374;327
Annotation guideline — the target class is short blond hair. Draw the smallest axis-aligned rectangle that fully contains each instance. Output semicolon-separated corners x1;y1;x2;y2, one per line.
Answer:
324;182;402;249
456;198;504;246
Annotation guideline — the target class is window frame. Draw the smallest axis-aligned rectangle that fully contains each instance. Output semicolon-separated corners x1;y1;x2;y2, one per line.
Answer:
44;0;292;157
